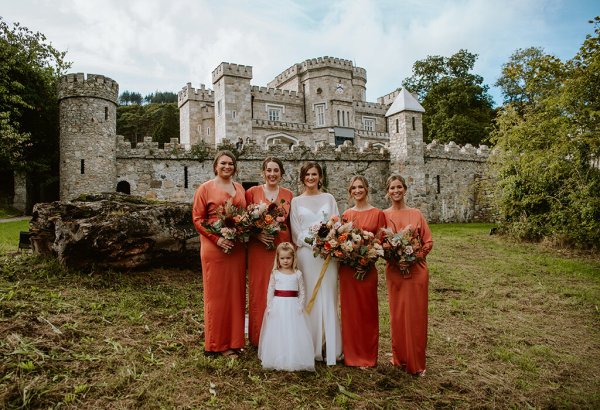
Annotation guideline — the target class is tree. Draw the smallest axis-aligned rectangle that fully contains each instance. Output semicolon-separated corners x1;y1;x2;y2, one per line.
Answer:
117;102;179;146
402;49;495;145
491;17;600;249
0;18;71;206
144;91;178;104
495;47;565;114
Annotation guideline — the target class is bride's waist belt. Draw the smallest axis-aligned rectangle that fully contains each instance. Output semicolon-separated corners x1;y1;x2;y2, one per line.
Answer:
274;290;298;297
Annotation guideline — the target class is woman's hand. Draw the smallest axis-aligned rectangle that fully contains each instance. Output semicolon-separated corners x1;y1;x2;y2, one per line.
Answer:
217;237;234;252
257;232;274;247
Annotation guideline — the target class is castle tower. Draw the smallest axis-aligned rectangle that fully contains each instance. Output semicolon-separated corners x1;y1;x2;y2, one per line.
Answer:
386;88;427;207
212;63;253;145
58;73;119;200
177;83;215;148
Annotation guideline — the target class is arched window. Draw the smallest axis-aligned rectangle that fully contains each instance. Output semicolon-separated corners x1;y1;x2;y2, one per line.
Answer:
116;180;131;195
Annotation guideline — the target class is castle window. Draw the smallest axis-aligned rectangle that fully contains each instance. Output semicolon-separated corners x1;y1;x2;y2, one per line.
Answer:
412;116;416;131
346;111;350;127
217;100;222;116
363;117;375;132
266;104;284;122
232;110;237;119
315;103;325;126
337;110;341;126
207;127;210;136
80;159;85;175
396;119;399;133
184;166;189;189
104;107;108;120
436;175;441;194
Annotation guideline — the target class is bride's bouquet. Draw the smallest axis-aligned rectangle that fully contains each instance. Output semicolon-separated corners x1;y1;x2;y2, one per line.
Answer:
379;225;423;276
246;199;288;250
304;216;383;280
202;199;251;253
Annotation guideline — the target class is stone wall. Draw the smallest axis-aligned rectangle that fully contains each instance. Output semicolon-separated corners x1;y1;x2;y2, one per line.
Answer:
115;138;391;211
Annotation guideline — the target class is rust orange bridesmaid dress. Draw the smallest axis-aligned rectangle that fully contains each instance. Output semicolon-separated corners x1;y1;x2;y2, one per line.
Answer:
192;180;247;353
245;185;293;347
383;207;433;374
339;207;386;367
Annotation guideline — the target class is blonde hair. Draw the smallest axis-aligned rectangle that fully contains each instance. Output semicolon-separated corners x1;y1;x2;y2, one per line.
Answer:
347;175;369;201
272;242;298;271
385;174;408;200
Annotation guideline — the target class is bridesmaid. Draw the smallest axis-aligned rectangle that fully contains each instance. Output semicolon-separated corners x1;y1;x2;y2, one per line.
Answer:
245;157;293;347
383;174;433;375
192;150;247;359
339;176;386;367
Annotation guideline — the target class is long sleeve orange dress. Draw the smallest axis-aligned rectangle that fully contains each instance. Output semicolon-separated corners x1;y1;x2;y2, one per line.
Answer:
192;179;247;353
245;185;293;347
383;207;433;374
339;207;386;367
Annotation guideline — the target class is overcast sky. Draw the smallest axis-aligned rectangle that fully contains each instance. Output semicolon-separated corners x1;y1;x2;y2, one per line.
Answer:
2;0;597;105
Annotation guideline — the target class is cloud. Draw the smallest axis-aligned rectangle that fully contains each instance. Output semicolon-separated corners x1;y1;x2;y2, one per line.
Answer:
2;0;595;105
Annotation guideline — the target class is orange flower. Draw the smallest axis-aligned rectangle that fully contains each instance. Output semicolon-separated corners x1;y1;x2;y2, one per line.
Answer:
338;233;348;242
233;215;243;223
334;250;344;257
324;242;332;250
359;257;369;266
264;214;274;224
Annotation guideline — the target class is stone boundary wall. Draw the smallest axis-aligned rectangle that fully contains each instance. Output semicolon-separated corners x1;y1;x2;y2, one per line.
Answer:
115;138;391;210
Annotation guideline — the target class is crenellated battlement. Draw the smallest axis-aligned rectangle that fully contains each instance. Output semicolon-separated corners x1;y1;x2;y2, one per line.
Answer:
212;62;253;83
177;83;214;107
354;101;388;112
355;130;390;140
58;73;119;103
425;140;490;161
251;86;304;102
252;119;312;131
377;88;402;106
352;66;367;80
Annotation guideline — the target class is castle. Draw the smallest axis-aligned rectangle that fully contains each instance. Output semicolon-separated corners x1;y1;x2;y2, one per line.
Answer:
54;57;493;222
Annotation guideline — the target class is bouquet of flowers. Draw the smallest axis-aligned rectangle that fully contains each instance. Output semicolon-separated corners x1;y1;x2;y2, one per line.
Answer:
246;199;288;250
202;199;251;253
379;225;423;276
304;216;383;280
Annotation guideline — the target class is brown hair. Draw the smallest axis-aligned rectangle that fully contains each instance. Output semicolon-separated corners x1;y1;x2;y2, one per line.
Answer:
347;175;369;201
385;174;408;199
299;162;323;189
262;157;285;175
272;242;298;271
212;150;237;176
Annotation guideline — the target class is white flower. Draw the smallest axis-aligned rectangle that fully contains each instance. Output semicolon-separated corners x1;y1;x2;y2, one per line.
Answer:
341;241;354;252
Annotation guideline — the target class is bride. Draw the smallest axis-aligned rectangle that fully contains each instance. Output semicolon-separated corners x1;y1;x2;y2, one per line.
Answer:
290;162;342;365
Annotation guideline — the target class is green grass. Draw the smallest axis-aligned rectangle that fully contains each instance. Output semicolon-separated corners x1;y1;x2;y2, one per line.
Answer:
1;223;599;408
0;219;30;253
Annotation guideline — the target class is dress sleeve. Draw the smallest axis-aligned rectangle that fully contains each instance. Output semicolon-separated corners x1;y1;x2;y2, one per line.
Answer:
331;194;340;218
297;270;306;311
265;272;275;313
244;186;254;206
377;209;387;233
192;184;220;244
290;198;305;248
418;211;433;258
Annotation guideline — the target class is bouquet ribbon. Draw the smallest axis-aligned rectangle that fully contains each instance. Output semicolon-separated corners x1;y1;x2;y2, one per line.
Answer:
305;255;331;314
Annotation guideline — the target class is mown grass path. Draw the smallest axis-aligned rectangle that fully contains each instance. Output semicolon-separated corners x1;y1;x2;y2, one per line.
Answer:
1;223;598;408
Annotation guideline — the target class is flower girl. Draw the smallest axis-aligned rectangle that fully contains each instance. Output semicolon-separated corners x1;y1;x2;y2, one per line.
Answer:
258;242;315;371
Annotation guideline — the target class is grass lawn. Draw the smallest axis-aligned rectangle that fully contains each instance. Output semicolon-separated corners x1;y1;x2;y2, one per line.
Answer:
0;219;30;254
1;223;599;408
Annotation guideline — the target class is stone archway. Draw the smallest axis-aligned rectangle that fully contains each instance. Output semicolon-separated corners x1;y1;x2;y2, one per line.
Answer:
116;180;131;195
264;133;299;148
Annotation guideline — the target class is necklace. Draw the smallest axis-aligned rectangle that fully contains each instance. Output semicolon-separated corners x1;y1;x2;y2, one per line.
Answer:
263;185;279;202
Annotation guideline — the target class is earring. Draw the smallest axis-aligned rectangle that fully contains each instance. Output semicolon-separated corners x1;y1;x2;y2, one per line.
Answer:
318;181;323;189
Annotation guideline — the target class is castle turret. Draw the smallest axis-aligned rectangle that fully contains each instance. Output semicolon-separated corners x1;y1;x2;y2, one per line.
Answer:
386;88;427;208
212;63;253;145
58;73;119;200
178;83;215;148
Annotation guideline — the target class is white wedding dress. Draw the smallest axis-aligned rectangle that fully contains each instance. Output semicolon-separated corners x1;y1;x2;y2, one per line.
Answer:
290;193;342;365
258;270;315;371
